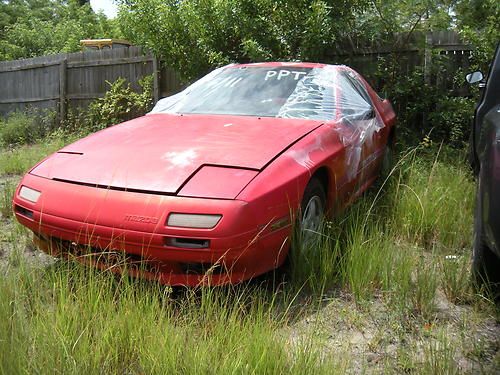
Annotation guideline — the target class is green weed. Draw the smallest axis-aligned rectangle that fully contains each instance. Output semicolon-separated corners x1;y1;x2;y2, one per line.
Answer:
421;330;459;375
390;147;474;252
440;255;472;304
288;219;341;294
0;180;15;218
0;110;55;147
411;257;439;320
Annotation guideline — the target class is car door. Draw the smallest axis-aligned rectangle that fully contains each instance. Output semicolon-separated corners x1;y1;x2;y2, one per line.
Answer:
336;71;384;192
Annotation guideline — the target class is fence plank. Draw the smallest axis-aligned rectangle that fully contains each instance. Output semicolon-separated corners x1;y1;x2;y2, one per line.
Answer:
0;60;62;72
0;96;60;104
59;59;67;120
67;55;153;68
152;57;160;103
424;32;433;84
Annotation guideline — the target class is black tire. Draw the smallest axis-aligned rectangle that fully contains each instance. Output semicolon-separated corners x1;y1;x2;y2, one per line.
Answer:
472;173;500;298
272;177;327;284
299;177;327;244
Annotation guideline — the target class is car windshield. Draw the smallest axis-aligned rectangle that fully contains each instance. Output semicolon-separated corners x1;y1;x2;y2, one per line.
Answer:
151;66;341;121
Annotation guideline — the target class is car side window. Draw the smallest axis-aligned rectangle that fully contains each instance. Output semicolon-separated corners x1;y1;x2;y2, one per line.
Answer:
344;72;374;105
338;72;375;120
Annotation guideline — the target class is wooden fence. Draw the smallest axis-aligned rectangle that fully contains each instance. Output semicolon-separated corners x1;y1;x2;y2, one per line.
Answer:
327;30;473;93
0;46;182;118
0;31;472;119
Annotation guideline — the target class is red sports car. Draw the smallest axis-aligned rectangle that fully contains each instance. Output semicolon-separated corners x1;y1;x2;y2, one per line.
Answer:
13;62;396;286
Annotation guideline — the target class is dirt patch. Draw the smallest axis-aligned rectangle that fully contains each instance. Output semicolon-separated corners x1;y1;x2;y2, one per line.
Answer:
285;290;499;373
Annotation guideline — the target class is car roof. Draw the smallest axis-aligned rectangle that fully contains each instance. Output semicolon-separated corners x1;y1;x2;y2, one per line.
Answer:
229;62;343;69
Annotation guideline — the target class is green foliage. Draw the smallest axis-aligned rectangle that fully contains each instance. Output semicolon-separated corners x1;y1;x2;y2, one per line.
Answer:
429;96;476;147
0;109;55;147
352;0;497;146
0;263;344;374
455;0;500;71
0;0;121;61
373;61;432;141
117;0;497;84
371;54;477;146
358;0;454;36
86;76;153;131
118;0;371;81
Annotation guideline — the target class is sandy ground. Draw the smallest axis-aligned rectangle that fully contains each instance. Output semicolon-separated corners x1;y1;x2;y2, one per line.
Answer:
286;289;499;373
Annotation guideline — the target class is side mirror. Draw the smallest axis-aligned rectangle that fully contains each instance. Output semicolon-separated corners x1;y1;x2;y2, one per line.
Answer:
466;71;484;84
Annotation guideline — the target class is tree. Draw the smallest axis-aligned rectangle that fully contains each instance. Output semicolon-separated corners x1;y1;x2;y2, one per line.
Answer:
117;0;371;80
0;0;121;61
454;0;500;70
353;1;458;44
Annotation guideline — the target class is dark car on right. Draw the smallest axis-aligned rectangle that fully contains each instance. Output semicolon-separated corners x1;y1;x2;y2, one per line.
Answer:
468;43;500;296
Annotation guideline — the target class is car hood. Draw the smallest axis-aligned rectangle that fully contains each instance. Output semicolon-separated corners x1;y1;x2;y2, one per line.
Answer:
31;113;322;194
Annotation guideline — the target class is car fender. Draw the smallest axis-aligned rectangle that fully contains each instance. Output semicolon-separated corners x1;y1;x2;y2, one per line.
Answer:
238;125;347;227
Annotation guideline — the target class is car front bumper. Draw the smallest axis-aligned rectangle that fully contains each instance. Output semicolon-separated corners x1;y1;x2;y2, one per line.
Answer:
13;174;292;286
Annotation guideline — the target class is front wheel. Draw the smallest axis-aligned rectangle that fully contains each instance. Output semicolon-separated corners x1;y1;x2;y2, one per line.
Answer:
271;177;327;285
300;177;326;246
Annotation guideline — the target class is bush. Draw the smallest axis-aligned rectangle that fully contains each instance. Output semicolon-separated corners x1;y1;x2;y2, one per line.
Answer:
86;76;153;131
372;55;477;147
428;96;476;147
0;109;55;147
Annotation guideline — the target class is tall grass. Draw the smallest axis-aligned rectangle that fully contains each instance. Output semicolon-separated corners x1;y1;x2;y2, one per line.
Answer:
0;262;346;374
0;180;15;218
289;146;475;314
421;330;459;375
390;147;474;251
440;254;471;304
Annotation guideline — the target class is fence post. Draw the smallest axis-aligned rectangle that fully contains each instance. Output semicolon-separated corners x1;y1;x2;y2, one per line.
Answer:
59;59;67;121
152;56;160;104
424;32;433;85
